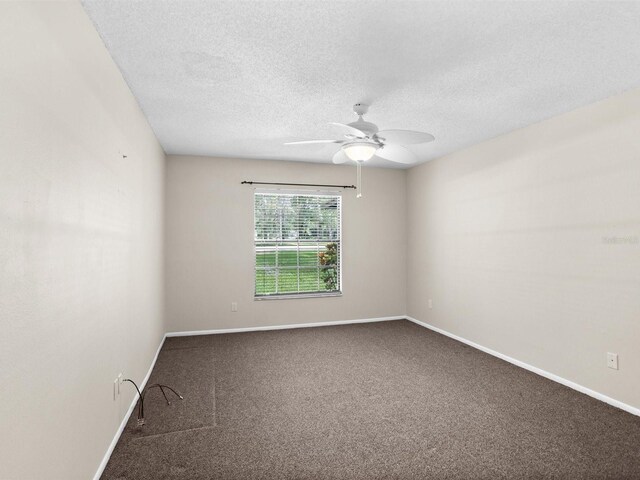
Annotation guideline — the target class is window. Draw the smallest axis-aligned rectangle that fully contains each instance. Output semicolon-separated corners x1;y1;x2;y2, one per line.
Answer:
254;192;341;298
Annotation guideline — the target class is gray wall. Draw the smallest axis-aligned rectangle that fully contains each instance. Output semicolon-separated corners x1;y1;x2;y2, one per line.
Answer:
406;88;640;410
164;156;407;332
0;3;166;479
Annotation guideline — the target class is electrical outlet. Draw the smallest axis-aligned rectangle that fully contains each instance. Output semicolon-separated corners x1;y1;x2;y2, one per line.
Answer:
231;302;238;312
117;373;123;394
607;352;619;370
428;299;433;309
113;378;118;400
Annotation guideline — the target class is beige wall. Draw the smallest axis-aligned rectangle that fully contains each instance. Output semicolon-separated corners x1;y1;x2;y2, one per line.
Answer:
165;156;406;332
407;88;640;410
0;3;165;479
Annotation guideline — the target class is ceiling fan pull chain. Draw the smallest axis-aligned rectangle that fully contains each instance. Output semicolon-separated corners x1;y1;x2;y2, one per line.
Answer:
356;161;363;199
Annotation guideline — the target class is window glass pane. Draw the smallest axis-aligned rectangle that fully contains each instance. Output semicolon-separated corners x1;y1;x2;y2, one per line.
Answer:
275;245;299;267
298;241;320;267
298;267;321;292
255;242;276;268
255;269;276;295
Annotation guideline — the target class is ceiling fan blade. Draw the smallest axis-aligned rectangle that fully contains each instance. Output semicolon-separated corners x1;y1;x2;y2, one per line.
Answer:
332;149;350;164
284;139;343;145
375;143;419;165
376;129;434;144
329;122;366;138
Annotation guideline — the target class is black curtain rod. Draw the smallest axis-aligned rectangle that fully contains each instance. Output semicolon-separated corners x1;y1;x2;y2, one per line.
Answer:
241;181;356;189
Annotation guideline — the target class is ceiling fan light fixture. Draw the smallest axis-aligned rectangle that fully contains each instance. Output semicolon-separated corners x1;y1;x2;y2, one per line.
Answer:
342;142;377;162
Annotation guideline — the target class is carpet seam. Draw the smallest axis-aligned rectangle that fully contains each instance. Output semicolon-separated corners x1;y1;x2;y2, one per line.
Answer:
129;425;218;442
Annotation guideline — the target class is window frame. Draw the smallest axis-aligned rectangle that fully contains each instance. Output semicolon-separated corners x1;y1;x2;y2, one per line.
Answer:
252;189;343;300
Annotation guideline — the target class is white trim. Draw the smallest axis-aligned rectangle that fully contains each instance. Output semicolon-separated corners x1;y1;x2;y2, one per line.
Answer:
405;316;640;417
97;312;640;479
252;191;343;298
94;315;403;478
93;335;166;480
166;316;403;337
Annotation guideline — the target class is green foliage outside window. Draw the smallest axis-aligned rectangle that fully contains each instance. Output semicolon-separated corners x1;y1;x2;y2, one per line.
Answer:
318;242;338;290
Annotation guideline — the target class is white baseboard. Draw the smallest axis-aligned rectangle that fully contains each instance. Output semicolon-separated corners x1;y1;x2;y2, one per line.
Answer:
96;313;638;480
165;315;404;337
93;334;166;480
405;316;640;417
94;315;402;478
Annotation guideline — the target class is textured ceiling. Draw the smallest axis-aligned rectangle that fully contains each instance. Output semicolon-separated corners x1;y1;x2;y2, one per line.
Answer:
82;1;640;168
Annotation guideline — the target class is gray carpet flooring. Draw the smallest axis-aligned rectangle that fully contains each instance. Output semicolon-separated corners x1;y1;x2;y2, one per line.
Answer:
101;320;640;479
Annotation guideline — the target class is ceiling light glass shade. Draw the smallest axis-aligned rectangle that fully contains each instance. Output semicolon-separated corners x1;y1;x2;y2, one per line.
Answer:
342;142;377;162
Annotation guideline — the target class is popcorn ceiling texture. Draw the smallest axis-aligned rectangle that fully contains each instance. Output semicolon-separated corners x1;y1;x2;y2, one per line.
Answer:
81;1;640;168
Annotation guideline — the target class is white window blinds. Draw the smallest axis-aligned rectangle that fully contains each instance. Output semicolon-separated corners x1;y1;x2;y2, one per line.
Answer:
254;192;342;298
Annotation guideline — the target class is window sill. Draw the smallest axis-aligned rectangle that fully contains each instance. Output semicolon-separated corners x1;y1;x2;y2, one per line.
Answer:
254;292;342;301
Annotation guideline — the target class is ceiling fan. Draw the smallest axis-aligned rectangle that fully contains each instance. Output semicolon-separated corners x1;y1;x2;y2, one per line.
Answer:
285;103;434;164
284;103;434;197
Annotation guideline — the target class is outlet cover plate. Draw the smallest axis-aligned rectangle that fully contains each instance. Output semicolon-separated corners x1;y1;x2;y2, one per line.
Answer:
607;352;619;370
